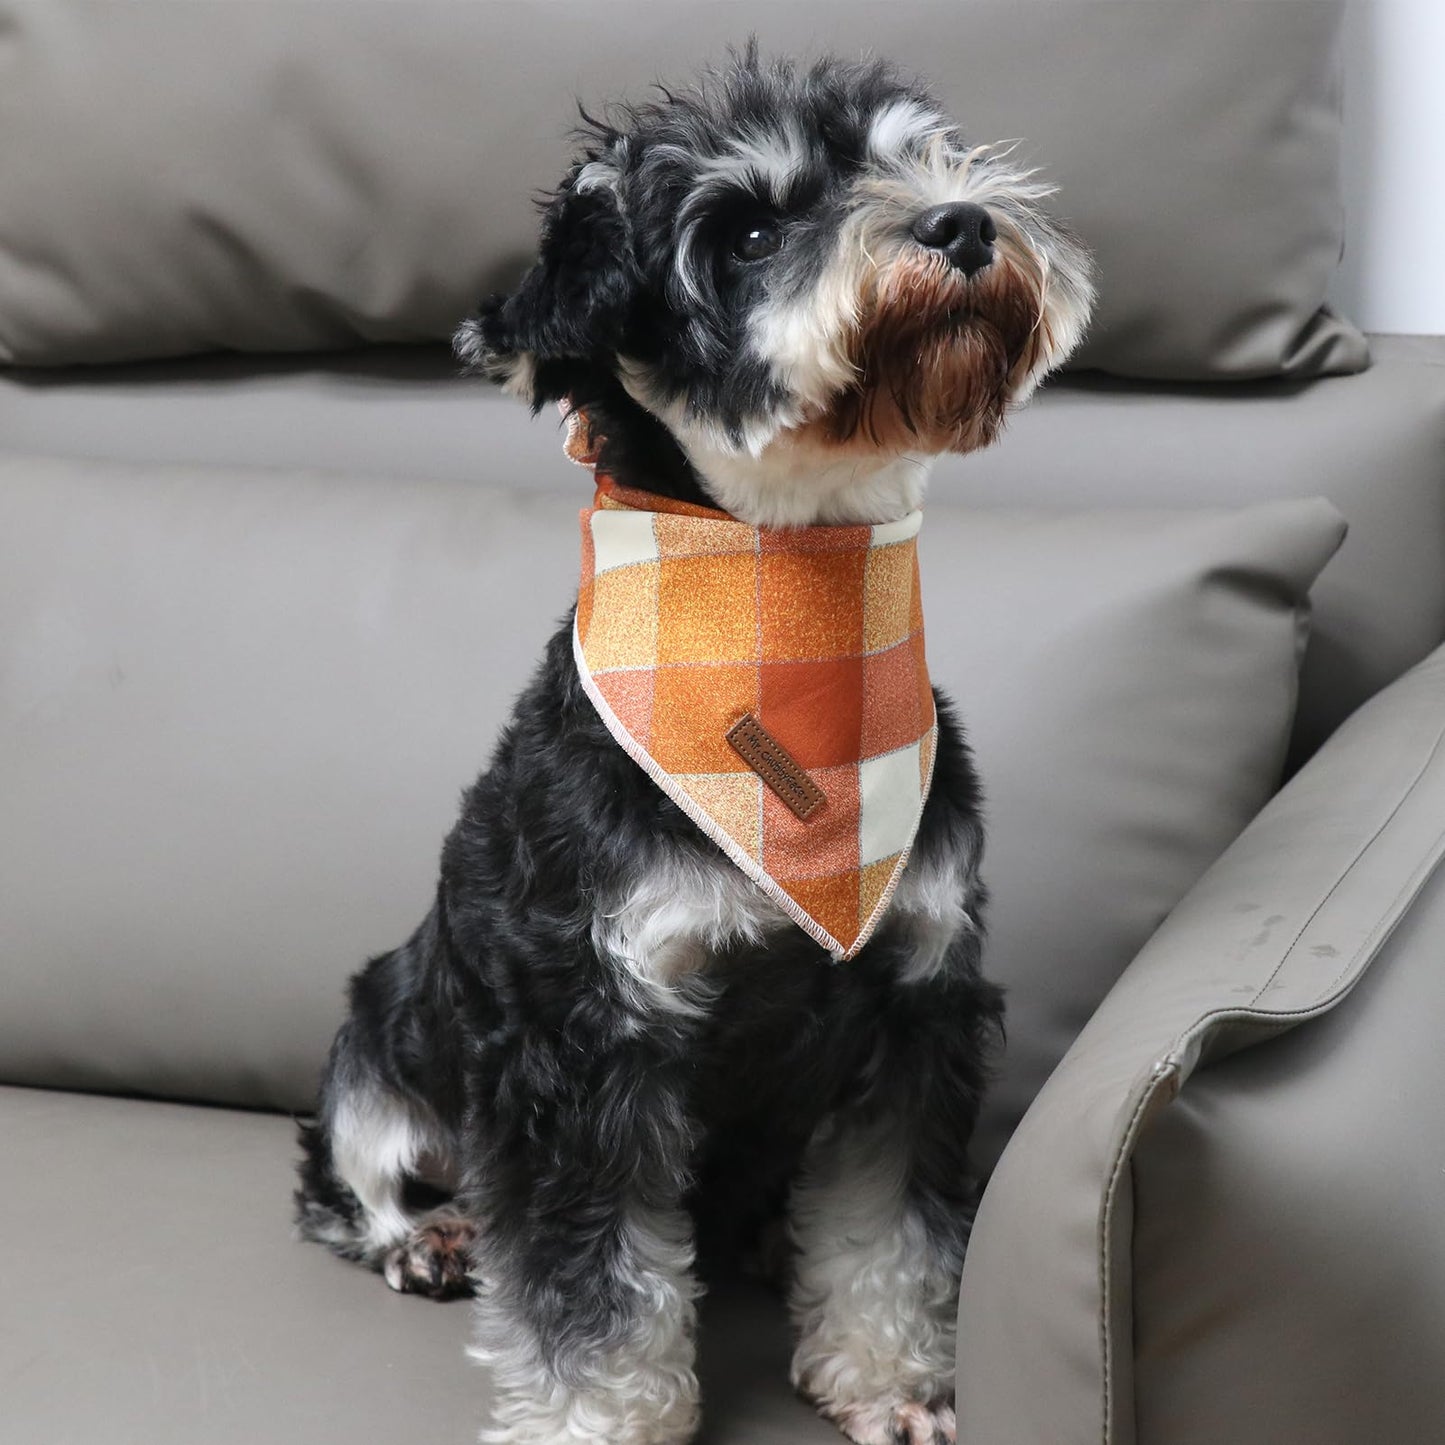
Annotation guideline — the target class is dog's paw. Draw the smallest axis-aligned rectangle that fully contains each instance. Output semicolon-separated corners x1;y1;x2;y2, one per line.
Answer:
822;1396;956;1445
382;1215;478;1299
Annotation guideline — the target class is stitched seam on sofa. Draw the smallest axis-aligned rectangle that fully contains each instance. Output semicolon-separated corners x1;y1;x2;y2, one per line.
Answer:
1167;822;1445;1072
1288;813;1445;1005
1243;716;1445;1011
1098;1062;1174;1445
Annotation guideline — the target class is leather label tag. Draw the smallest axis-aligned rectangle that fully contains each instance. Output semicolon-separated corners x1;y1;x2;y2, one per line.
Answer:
726;714;826;821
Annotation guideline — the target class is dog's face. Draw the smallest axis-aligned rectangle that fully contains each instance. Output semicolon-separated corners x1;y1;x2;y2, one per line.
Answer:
458;53;1094;525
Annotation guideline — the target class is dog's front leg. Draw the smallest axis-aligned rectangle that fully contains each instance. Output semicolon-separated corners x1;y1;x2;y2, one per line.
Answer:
788;947;1001;1445
469;1022;702;1445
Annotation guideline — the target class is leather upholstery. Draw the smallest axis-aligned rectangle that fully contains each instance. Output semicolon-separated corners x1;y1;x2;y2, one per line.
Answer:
956;640;1445;1444
1132;863;1445;1444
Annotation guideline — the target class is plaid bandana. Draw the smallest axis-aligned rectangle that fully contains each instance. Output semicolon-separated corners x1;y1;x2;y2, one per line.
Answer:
571;462;937;960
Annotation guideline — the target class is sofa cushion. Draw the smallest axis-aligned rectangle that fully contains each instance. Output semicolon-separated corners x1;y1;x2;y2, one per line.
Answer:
0;1085;832;1444
954;639;1445;1444
0;451;1342;1165
0;0;1362;379
5;337;1441;759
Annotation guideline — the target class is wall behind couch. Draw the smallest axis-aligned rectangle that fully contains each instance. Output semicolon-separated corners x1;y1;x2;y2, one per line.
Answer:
1329;0;1445;335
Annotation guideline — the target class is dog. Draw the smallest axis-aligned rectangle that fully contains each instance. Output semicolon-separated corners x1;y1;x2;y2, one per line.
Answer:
295;47;1092;1445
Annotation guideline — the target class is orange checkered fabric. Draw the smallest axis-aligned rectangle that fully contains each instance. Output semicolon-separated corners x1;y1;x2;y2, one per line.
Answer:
572;468;938;960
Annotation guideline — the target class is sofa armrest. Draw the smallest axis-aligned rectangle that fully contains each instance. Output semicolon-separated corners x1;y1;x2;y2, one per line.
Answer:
956;641;1445;1445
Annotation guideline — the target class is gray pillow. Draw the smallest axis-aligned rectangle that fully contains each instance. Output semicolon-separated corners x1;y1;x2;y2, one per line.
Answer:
0;452;1343;1136
0;0;1363;379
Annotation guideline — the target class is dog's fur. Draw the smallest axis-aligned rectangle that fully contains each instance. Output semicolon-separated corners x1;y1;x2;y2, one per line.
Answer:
295;48;1092;1445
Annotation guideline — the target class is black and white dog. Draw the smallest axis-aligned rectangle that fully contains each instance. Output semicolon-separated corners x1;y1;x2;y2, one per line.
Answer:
296;49;1092;1445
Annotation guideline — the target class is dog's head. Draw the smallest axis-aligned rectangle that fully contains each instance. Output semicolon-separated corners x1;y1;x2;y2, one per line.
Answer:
457;49;1094;525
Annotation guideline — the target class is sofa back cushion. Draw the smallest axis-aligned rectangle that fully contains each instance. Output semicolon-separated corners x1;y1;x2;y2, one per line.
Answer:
0;452;1342;1145
0;0;1363;379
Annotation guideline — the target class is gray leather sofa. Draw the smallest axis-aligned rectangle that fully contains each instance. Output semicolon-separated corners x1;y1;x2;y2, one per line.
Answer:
3;4;1444;1443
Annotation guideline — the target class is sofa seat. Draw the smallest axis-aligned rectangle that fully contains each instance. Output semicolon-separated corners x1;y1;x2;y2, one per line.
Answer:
0;1085;833;1445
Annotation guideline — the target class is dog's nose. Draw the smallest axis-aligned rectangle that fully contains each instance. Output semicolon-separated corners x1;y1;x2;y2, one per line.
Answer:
910;202;997;277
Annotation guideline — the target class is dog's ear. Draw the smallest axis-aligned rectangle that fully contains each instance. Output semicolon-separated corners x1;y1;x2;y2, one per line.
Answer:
454;167;638;409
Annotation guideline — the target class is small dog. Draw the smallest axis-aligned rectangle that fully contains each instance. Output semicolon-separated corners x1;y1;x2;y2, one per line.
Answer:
296;48;1091;1445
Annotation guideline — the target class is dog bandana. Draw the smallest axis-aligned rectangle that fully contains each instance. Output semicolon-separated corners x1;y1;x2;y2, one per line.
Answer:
570;444;937;960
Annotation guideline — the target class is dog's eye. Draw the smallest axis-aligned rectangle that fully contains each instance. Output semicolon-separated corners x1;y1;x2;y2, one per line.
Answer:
732;220;784;262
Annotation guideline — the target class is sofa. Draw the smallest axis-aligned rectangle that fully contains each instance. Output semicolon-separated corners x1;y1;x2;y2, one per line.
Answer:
3;3;1444;1442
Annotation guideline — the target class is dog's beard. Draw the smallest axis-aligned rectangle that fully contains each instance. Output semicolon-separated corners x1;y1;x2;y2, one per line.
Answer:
819;242;1049;456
